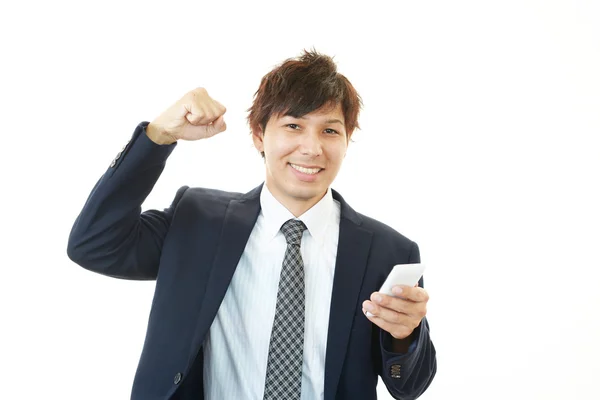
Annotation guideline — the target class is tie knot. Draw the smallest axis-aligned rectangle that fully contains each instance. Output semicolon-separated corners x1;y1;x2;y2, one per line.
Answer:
281;219;307;245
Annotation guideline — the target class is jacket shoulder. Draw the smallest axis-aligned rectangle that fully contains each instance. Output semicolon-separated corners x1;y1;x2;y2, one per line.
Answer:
185;186;245;201
356;212;416;254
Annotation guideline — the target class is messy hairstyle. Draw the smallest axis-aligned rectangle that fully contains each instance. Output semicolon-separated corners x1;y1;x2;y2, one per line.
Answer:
246;48;363;147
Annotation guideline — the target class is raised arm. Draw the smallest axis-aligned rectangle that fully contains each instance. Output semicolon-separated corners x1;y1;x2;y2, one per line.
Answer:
67;88;228;280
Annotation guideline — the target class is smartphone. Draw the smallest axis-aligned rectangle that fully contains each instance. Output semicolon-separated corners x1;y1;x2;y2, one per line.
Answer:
366;263;426;317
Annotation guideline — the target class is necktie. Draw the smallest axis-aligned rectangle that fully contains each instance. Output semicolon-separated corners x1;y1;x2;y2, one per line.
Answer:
263;219;308;400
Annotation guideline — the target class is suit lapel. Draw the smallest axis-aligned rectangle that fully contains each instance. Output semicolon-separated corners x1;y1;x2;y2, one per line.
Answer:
186;184;373;398
187;184;262;366
324;190;373;400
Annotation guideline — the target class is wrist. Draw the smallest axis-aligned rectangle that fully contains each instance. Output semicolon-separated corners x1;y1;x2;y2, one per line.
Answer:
146;123;177;145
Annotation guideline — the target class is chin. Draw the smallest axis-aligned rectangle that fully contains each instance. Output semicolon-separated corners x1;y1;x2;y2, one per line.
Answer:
286;184;325;201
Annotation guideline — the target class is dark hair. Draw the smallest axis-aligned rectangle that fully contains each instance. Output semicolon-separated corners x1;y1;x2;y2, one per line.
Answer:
246;47;363;151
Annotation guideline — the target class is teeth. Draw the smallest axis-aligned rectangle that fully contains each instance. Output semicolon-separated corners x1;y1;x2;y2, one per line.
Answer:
290;163;321;175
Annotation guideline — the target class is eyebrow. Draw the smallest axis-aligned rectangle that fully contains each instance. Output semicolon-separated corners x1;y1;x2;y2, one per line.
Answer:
294;116;345;125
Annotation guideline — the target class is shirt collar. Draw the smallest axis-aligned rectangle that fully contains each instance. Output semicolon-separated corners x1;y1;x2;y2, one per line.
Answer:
260;184;334;243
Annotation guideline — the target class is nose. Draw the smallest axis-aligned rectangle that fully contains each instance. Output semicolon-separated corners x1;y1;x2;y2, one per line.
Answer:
299;130;323;157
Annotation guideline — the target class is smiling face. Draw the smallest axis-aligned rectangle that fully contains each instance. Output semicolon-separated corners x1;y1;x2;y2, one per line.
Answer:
252;102;349;216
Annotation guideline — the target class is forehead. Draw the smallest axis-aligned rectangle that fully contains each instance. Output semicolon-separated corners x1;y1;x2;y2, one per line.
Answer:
279;102;345;123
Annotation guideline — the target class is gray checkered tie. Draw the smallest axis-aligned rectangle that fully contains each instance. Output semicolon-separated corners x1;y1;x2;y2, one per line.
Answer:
263;219;308;400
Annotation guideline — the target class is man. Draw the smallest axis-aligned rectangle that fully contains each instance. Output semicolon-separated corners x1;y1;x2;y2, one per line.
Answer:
67;49;436;400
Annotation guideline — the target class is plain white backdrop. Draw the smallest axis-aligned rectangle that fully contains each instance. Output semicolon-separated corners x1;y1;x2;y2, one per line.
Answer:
1;0;599;399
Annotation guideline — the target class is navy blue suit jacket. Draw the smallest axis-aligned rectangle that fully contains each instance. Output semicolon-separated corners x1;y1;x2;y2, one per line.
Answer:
67;122;436;400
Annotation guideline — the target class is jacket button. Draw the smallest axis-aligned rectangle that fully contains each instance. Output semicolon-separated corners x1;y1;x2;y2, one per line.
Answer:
174;372;183;385
390;364;401;379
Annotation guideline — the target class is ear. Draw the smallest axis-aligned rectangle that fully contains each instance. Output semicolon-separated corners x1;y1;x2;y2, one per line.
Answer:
252;128;264;153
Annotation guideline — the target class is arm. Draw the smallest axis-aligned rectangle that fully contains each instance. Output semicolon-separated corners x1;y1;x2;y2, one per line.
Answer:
67;88;227;280
66;122;185;280
378;242;437;399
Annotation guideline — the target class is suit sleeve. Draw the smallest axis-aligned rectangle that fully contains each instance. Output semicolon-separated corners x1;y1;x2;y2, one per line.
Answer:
67;121;187;280
378;241;437;399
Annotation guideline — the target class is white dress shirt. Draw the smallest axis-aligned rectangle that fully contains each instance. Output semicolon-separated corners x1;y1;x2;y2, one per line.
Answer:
202;185;341;400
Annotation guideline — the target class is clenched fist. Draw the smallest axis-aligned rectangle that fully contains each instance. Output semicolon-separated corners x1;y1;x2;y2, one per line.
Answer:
146;87;227;145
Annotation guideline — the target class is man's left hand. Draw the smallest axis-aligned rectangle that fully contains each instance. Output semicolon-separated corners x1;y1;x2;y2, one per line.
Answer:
362;285;429;340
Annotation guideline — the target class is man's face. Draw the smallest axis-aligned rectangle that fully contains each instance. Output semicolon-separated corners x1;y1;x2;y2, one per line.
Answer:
252;102;349;212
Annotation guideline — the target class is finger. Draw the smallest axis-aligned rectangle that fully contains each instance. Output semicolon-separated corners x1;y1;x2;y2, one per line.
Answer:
391;286;429;303
184;101;208;125
210;115;227;133
364;299;415;325
212;99;227;115
369;293;424;319
207;105;224;122
185;90;218;125
185;112;200;125
205;96;225;119
187;106;216;125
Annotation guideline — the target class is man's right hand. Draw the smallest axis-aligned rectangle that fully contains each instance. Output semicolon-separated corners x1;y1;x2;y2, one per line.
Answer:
146;87;227;145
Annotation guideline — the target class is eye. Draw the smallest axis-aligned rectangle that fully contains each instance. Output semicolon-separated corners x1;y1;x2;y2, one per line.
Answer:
325;128;339;135
286;124;300;129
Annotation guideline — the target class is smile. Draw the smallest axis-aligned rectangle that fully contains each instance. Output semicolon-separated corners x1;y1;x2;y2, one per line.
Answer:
289;163;322;175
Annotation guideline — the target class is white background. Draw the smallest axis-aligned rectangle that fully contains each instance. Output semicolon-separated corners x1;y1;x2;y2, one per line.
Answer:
1;0;599;399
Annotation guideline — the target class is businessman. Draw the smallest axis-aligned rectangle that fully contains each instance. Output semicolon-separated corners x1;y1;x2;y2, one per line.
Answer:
67;49;436;400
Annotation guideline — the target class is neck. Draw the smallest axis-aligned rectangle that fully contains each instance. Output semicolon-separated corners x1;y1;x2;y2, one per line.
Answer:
287;201;319;218
265;182;327;217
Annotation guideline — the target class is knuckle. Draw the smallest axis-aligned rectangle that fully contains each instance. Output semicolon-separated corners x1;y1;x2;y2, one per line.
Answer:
212;107;223;118
182;92;196;104
411;304;425;319
214;101;226;112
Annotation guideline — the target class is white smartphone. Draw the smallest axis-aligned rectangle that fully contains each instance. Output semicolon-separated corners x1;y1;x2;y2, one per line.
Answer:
366;263;426;317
